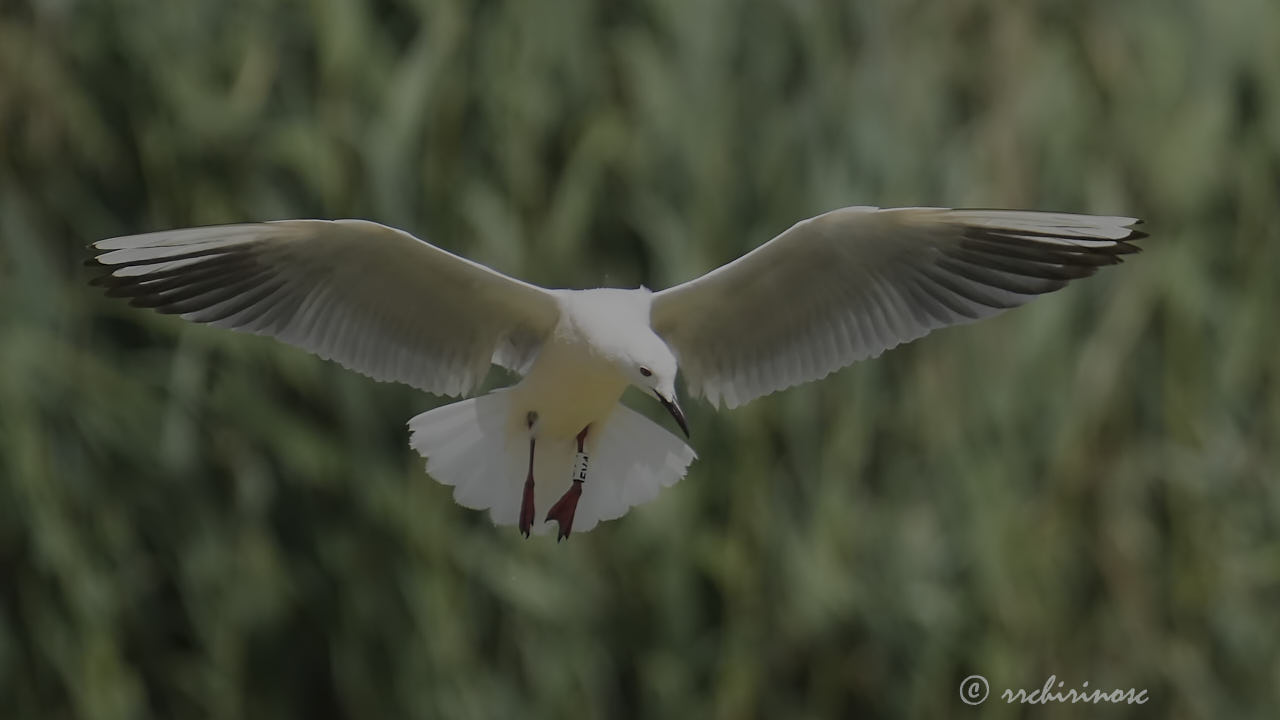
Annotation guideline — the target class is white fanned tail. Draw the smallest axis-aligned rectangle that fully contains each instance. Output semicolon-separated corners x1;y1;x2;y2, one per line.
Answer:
408;390;696;534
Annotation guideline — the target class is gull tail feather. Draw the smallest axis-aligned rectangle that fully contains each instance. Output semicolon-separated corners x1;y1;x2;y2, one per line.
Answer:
572;404;697;532
407;391;695;535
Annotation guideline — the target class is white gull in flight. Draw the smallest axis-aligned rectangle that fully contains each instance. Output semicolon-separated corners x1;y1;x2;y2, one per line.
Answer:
92;206;1145;538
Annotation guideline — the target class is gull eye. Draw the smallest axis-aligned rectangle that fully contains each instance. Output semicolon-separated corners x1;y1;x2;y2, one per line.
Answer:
639;366;652;377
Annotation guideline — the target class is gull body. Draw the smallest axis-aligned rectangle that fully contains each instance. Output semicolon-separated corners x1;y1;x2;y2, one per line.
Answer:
91;206;1145;538
512;288;670;441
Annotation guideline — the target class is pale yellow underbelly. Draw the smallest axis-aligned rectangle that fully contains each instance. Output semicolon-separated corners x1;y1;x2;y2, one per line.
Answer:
507;340;628;441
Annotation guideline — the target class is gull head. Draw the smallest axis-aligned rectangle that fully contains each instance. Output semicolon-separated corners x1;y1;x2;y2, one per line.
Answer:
615;329;687;439
601;325;686;438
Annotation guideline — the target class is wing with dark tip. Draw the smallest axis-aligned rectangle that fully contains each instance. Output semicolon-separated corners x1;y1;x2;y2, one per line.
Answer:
91;219;561;396
651;207;1145;408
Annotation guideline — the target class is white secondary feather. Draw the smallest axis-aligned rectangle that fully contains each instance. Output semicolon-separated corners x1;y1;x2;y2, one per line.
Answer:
92;205;1143;536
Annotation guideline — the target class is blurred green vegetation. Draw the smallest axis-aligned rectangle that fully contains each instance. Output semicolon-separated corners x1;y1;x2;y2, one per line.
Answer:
2;0;1279;718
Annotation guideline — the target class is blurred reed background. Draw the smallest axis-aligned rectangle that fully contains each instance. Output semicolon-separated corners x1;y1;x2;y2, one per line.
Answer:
2;0;1278;718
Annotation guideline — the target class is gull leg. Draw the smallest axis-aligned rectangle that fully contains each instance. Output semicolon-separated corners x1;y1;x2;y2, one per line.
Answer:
545;425;590;541
519;412;537;538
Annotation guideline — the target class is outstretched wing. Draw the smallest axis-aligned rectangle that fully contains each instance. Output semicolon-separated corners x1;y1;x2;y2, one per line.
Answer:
92;219;561;396
651;207;1145;408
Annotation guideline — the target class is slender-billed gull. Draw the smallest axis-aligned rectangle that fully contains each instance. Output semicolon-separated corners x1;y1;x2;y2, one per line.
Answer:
91;206;1144;538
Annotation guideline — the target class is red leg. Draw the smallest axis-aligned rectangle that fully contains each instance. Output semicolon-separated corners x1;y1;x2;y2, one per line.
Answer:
518;414;537;538
546;424;590;541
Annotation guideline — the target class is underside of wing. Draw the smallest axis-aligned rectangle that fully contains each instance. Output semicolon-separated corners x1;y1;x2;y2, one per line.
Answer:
651;207;1145;408
91;220;561;396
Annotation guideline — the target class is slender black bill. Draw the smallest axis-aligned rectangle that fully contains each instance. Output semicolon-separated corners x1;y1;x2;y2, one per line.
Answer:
655;391;690;439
